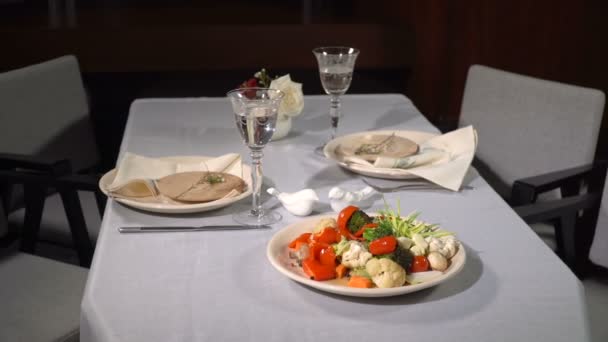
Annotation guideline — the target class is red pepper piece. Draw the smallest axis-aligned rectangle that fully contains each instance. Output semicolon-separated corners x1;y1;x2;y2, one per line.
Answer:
302;259;336;281
288;233;312;249
336;205;360;240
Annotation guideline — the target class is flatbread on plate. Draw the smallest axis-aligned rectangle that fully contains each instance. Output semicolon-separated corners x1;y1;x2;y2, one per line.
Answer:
155;171;246;203
336;134;419;162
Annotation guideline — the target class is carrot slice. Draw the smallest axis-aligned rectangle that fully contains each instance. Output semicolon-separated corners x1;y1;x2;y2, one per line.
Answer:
347;276;373;288
335;264;349;279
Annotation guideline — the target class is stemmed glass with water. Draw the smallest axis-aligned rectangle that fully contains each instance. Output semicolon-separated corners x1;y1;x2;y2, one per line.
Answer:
313;46;360;154
227;88;284;226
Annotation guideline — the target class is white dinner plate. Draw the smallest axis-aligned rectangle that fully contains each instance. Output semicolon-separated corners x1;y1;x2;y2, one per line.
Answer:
267;214;466;298
323;130;438;179
99;156;252;214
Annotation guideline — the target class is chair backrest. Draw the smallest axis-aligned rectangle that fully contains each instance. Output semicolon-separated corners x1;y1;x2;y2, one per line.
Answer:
0;55;99;171
459;65;605;189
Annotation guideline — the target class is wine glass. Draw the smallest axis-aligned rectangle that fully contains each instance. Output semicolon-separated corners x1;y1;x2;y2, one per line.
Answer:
313;46;360;154
227;87;284;226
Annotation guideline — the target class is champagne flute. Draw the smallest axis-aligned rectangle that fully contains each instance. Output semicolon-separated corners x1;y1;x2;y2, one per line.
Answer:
227;87;284;226
313;46;360;154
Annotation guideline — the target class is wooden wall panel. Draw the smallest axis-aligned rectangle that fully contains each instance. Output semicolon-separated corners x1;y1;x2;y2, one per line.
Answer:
401;0;608;159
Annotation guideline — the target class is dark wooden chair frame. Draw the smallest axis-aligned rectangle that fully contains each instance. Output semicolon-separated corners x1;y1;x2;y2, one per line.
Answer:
510;161;607;276
0;153;104;267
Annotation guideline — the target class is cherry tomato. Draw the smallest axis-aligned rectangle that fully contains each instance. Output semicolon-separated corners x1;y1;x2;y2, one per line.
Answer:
368;236;397;255
410;255;430;273
336;205;360;240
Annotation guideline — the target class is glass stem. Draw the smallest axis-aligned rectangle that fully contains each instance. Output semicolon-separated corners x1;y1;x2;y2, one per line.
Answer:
250;148;264;217
329;95;341;141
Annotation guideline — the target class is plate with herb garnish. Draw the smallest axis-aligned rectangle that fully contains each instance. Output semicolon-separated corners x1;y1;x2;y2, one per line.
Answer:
99;156;252;214
323;130;441;179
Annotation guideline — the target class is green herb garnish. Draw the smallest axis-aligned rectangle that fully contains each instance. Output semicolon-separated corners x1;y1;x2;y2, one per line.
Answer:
204;174;225;184
362;220;392;242
375;199;452;239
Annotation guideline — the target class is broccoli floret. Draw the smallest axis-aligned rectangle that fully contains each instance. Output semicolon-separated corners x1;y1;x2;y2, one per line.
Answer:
362;220;393;242
391;245;414;271
347;210;372;234
374;246;414;271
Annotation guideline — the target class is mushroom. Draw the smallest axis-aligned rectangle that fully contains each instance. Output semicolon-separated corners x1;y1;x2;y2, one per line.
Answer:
427;251;448;271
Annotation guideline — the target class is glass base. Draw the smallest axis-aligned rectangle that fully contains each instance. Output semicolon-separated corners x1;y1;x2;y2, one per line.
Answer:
233;210;282;226
314;144;326;157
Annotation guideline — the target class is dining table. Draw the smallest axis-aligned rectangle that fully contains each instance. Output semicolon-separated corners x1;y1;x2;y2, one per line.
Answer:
80;94;591;342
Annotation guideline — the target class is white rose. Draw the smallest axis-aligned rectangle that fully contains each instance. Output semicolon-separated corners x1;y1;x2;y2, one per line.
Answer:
269;74;304;118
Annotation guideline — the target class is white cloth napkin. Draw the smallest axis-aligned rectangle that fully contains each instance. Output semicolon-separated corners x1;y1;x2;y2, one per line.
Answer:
343;126;478;191
108;152;242;199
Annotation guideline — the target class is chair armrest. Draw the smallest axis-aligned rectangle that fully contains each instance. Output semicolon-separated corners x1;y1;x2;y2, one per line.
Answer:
0;153;71;175
513;192;600;224
56;174;102;192
511;161;607;205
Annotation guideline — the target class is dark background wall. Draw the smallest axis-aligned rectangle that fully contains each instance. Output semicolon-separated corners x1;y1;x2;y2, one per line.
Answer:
1;0;607;169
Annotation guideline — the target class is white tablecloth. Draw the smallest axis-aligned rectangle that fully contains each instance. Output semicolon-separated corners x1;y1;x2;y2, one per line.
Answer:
81;94;590;342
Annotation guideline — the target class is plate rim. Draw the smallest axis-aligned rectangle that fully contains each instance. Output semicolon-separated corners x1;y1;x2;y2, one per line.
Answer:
99;155;252;214
323;130;439;179
266;213;467;298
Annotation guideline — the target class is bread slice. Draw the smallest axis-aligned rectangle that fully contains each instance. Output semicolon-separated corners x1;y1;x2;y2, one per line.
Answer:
155;171;246;202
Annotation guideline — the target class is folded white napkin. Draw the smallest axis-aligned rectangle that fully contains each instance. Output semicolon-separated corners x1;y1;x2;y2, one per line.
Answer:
343;126;477;191
108;152;243;199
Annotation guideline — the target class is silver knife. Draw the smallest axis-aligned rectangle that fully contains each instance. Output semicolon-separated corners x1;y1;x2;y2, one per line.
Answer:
118;225;271;233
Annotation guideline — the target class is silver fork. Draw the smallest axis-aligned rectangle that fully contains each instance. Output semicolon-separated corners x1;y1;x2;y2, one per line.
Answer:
362;178;474;192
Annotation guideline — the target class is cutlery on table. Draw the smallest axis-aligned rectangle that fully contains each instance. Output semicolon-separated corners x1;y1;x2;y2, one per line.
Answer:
118;225;271;233
361;178;474;192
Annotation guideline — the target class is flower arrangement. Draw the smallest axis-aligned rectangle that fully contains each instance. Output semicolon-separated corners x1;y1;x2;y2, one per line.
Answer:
239;69;304;139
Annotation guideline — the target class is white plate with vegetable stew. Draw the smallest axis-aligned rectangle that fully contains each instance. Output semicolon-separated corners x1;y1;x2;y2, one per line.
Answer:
267;205;466;298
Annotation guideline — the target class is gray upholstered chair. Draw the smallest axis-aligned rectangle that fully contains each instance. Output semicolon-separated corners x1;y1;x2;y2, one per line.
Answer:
0;55;103;266
0;249;87;342
459;64;605;270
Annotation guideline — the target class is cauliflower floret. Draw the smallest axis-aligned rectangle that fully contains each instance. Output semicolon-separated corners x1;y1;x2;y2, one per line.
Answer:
428;237;444;253
397;236;413;250
412;233;428;251
313;218;337;233
426;235;459;258
410;245;426;256
341;242;372;268
365;258;406;288
289;244;310;262
439;236;459;258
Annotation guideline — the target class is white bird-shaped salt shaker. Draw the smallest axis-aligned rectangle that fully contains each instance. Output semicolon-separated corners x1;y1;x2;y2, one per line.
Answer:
267;188;319;216
328;186;377;213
